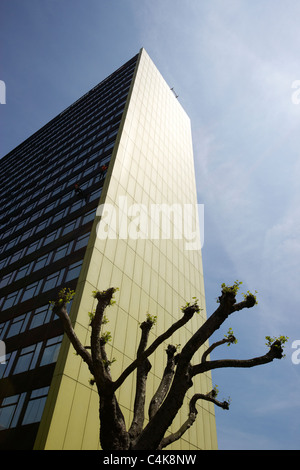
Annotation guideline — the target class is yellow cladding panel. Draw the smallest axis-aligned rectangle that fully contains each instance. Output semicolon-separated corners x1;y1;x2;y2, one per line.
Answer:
35;48;217;450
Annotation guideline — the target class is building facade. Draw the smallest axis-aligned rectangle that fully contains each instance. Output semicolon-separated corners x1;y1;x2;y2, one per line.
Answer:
0;49;217;450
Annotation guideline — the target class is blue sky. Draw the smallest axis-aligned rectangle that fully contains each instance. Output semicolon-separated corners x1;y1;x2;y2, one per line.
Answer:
1;0;300;450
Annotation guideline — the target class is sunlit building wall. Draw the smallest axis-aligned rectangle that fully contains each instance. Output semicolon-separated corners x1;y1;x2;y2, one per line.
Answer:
0;48;217;450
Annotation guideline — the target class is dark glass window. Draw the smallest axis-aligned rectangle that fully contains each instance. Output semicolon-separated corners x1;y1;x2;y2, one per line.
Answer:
33;253;52;272
40;335;63;366
44;200;58;214
62;219;79;236
30;304;53;329
89;188;102;202
65;260;82;282
0;351;17;379
53;241;72;262
75;233;90;251
36;218;50;233
0;258;8;270
22;387;49;425
70;199;85;214
43;229;60;246
6;314;29;339
42;270;65;293
9;248;24;264
22;280;43;302
15;262;33;281
0;393;26;429
0;272;14;289
26;239;42;255
2;290;21;310
59;191;72;205
13;342;42;375
52;207;68;224
15;219;27;231
0;321;9;340
37;193;50;205
20;228;34;242
6;237;18;251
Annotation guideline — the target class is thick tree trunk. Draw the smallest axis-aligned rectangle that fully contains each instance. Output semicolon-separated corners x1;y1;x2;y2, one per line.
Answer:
132;362;193;450
99;392;130;450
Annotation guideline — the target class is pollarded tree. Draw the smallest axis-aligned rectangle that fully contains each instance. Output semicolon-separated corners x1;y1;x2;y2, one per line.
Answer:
50;281;287;450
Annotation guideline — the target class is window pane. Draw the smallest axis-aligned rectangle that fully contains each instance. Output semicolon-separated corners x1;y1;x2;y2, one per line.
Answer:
0;351;17;379
36;219;49;233
70;199;85;213
82;209;96;225
30;305;51;329
30;343;42;370
10;393;26;428
53;243;69;262
27;240;41;255
0;321;9;340
40;340;62;366
6;315;27;338
0;273;13;289
0;258;8;270
22;392;48;425
44;201;56;213
42;270;64;293
62;220;77;236
14;352;34;374
15;263;32;280
88;188;102;202
65;261;82;282
9;249;24;264
52;208;68;224
22;281;41;302
0;404;16;429
33;254;50;272
43;230;58;246
3;291;20;310
75;233;90;251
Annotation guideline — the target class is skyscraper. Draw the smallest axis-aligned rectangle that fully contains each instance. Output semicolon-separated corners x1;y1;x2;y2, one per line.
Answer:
0;48;217;450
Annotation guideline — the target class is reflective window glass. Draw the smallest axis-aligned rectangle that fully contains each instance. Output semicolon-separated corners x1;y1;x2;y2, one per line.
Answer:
22;280;42;302
40;336;63;366
22;387;49;425
65;261;82;282
0;393;26;429
42;270;64;293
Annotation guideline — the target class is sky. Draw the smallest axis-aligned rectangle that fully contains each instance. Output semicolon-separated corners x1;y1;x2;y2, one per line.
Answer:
1;0;300;450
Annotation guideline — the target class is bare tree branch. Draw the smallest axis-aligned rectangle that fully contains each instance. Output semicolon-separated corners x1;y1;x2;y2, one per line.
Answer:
157;390;229;450
129;319;153;440
148;344;178;420
112;303;199;392
52;298;93;373
201;335;236;363
90;288;116;388
192;340;284;377
179;291;256;368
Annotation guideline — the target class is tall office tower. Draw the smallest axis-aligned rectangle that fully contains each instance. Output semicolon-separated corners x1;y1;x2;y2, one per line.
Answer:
0;49;217;450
